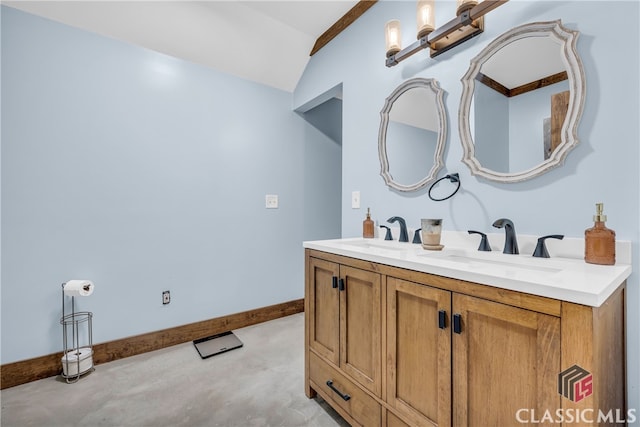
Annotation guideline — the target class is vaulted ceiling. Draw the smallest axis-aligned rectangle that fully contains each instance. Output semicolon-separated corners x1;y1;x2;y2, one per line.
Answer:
5;1;374;92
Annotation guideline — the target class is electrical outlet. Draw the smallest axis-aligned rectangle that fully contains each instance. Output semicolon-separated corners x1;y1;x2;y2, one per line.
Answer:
162;290;170;305
265;194;278;209
352;191;361;209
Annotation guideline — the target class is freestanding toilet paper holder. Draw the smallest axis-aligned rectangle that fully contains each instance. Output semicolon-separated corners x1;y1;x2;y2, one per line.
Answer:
60;283;94;383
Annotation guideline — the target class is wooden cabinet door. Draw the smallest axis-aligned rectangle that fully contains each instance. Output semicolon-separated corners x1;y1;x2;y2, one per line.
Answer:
452;294;561;427
386;410;411;427
387;277;452;427
308;257;340;365
340;265;382;396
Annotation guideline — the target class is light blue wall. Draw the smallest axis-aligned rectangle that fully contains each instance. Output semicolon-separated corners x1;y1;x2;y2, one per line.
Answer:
0;6;341;364
474;79;571;173
302;97;343;145
475;82;509;172
508;80;571;171
386;122;438;186
295;0;640;413
301;98;343;240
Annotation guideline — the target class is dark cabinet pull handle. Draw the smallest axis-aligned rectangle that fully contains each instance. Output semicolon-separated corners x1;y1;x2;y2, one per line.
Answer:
438;310;446;329
453;314;462;334
332;276;338;289
326;380;351;401
338;278;345;291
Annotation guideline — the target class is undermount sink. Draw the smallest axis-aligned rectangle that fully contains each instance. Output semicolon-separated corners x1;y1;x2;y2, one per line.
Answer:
417;249;563;273
342;240;410;251
342;241;564;274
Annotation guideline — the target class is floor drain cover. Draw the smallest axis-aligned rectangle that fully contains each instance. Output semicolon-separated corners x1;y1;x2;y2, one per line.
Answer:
193;331;243;359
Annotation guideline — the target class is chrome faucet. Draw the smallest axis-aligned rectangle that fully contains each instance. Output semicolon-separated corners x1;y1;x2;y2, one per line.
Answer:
387;216;409;242
492;218;519;254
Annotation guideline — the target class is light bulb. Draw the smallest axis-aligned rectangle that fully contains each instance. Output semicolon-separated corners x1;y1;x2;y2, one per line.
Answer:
416;0;435;39
385;20;402;57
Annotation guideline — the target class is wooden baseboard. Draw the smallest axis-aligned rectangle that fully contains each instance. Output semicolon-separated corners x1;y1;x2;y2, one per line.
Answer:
1;299;304;390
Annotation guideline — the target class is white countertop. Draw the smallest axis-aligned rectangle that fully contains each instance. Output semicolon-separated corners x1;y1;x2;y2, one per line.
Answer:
304;232;632;307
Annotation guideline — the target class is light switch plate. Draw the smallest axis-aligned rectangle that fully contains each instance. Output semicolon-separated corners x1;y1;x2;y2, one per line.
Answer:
265;194;278;209
352;191;361;209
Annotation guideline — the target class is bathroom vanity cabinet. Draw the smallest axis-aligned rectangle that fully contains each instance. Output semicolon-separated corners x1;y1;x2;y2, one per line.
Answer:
307;257;382;397
304;246;627;427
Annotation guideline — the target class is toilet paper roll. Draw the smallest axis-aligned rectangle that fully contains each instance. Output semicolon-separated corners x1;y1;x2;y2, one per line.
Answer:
61;347;93;376
62;347;93;361
63;280;94;297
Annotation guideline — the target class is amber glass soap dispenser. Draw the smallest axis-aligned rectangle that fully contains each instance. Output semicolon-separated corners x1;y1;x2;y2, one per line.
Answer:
585;202;616;265
363;208;375;238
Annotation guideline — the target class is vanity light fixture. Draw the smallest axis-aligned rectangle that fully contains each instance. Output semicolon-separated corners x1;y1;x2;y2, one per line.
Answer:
385;0;509;67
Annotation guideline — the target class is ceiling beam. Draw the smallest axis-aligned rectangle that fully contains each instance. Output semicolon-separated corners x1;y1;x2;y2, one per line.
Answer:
477;71;569;97
310;0;378;56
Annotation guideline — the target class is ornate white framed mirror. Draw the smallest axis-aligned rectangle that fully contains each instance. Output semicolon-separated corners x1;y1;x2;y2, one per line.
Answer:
379;78;447;192
459;20;585;182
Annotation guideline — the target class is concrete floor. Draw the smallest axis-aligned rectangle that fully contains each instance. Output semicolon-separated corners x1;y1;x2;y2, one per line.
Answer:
1;313;349;427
